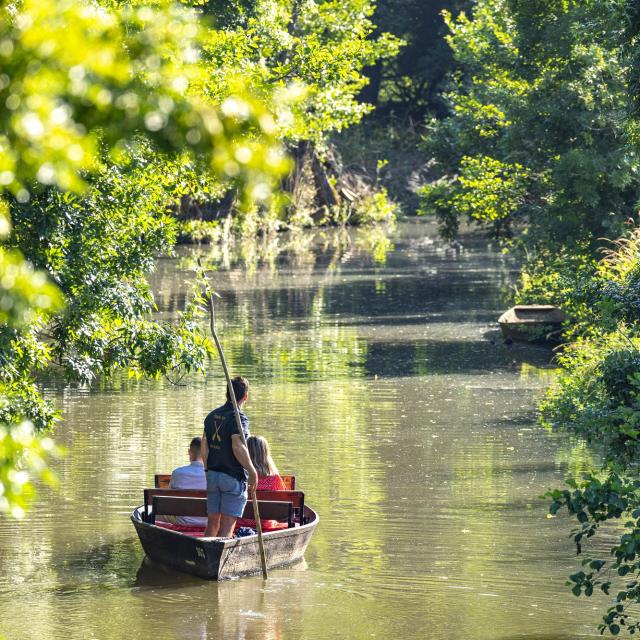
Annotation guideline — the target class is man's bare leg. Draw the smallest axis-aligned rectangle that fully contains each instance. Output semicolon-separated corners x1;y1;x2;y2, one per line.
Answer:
218;514;237;538
204;512;221;537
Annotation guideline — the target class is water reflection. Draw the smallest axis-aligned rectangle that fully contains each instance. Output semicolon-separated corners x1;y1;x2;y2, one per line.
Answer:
0;221;600;640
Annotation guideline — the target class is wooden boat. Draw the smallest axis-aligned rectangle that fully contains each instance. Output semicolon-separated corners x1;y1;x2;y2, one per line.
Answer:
498;304;567;344
130;488;318;580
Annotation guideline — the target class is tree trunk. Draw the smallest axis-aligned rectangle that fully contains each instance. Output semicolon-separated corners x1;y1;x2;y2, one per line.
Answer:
311;150;340;208
281;140;308;195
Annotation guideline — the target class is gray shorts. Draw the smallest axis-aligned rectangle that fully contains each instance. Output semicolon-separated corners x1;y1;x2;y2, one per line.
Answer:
206;470;248;518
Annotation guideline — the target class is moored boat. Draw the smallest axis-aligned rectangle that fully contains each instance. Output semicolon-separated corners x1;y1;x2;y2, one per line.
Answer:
130;488;318;580
498;304;567;344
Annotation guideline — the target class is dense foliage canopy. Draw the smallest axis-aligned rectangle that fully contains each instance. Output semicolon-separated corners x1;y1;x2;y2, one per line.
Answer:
421;0;639;247
0;0;396;517
364;0;468;115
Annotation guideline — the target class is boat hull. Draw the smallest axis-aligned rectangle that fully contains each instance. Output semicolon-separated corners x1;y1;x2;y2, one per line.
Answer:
131;505;318;580
498;305;567;345
498;322;564;344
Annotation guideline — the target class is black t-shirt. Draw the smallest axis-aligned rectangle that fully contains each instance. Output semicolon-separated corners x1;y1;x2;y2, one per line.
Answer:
204;402;250;481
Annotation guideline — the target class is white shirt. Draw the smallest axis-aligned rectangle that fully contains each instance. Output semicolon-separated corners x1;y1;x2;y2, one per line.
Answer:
170;460;207;526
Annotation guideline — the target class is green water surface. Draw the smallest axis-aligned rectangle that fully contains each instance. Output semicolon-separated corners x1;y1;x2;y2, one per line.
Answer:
0;221;602;640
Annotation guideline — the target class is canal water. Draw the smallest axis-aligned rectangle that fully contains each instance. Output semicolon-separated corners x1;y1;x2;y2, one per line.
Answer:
0;221;603;639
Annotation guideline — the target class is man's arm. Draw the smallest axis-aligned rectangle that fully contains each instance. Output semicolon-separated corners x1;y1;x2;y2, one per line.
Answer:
231;434;258;494
201;431;209;472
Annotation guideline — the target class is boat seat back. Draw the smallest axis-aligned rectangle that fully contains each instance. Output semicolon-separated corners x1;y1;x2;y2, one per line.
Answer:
144;488;306;524
154;473;296;490
241;501;293;528
153;496;207;518
282;475;297;490
150;496;294;528
253;490;306;524
144;488;205;520
154;474;170;488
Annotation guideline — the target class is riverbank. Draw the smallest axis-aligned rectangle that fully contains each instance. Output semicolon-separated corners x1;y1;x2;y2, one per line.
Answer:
174;115;431;245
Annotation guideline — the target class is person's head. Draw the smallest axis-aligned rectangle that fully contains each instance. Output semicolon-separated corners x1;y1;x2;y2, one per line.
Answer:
188;436;202;462
247;435;278;478
226;376;250;406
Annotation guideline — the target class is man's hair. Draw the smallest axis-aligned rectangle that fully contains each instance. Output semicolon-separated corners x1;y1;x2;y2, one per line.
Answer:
189;436;202;451
226;376;250;403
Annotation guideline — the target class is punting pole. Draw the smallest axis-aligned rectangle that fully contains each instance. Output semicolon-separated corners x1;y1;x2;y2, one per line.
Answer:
198;259;268;580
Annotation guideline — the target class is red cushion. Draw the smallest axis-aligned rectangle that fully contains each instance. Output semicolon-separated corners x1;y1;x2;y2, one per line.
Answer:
257;475;286;491
154;519;288;537
155;521;203;533
236;518;289;532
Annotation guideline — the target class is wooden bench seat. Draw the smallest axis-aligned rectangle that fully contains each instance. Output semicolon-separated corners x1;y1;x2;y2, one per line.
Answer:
249;490;306;524
149;496;294;528
143;488;305;524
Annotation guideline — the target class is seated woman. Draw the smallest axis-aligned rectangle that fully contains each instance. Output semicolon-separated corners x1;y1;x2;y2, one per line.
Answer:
247;435;285;491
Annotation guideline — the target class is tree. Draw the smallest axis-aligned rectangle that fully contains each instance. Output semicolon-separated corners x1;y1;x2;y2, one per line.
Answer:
196;0;400;223
0;0;287;516
363;0;469;115
420;0;638;247
0;0;401;517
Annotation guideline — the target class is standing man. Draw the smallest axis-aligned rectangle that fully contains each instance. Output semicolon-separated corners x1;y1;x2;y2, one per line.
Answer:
201;376;258;538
